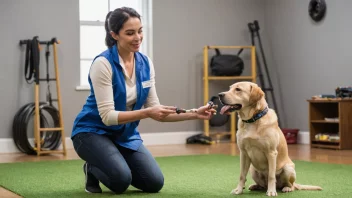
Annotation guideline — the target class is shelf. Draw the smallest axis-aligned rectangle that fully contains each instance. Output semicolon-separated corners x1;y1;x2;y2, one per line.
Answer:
207;45;253;49
311;120;339;123
202;45;256;143
204;76;254;80
308;99;352;150
311;143;340;149
307;98;352;103
307;99;340;103
312;140;340;144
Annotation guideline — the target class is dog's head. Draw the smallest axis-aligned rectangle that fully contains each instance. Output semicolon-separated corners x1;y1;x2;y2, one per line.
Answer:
218;81;265;114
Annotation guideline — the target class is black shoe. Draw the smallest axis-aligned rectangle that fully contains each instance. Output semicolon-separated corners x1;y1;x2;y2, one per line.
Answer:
83;162;102;193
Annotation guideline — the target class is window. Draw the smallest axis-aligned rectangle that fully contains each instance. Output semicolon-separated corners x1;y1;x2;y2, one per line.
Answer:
78;0;153;89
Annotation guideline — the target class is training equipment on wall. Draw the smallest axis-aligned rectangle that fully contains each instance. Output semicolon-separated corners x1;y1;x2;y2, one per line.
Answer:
13;36;66;156
309;0;327;22
248;20;282;127
203;45;257;143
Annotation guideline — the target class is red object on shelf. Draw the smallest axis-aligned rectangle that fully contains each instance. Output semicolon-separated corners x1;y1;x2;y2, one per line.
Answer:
282;128;299;144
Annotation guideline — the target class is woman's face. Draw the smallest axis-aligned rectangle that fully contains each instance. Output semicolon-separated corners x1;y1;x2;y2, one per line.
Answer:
111;17;143;53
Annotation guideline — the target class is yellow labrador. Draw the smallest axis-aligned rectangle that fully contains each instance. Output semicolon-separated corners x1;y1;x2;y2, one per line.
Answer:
218;81;322;196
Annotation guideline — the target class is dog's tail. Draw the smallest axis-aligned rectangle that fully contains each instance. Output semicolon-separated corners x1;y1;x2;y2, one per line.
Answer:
293;183;322;191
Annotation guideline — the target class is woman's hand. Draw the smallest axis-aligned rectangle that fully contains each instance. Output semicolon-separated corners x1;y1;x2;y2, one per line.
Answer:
146;105;177;121
195;104;216;120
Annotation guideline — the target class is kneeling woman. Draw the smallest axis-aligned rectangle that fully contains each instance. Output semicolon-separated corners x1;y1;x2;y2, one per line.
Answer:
71;7;215;194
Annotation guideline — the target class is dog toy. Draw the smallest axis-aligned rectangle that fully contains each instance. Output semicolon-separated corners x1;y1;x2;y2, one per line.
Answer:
175;108;198;114
176;101;218;114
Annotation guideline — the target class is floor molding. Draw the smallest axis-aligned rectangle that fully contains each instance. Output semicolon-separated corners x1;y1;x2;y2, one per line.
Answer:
0;138;20;154
0;131;202;154
0;131;310;154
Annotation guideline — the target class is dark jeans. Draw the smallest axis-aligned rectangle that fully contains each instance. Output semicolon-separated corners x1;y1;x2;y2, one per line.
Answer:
72;132;164;194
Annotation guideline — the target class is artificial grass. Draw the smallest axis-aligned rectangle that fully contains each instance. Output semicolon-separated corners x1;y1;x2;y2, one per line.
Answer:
0;154;351;198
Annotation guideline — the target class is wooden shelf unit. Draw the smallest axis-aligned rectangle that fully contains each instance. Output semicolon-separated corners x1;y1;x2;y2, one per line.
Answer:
203;45;256;143
307;98;352;150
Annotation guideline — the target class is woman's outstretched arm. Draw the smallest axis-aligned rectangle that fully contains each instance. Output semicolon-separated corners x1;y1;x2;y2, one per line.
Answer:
143;57;215;122
90;57;175;125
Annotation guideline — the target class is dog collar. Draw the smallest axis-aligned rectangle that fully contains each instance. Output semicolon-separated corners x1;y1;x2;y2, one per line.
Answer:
242;106;269;123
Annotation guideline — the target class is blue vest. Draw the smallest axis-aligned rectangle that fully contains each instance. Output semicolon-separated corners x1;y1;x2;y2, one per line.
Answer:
71;44;151;151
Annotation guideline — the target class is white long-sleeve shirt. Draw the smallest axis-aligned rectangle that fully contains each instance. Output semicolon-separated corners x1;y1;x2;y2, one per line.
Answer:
89;55;160;126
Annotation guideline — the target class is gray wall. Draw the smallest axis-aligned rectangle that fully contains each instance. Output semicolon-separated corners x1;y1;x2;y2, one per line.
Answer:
0;0;83;139
264;0;352;131
147;0;268;133
0;0;267;138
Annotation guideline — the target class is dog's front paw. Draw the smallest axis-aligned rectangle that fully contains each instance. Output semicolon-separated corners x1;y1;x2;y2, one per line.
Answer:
266;190;278;196
282;186;293;193
249;184;265;191
230;186;244;195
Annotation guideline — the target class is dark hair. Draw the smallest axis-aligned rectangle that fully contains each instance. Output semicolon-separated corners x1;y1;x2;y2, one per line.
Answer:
105;7;141;48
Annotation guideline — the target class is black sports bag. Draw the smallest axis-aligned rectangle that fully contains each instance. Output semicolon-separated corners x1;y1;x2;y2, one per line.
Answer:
210;48;244;76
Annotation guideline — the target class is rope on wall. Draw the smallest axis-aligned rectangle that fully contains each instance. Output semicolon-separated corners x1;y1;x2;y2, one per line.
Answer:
13;102;62;155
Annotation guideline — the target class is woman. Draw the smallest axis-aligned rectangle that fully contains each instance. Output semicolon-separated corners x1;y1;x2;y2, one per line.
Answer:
71;7;215;194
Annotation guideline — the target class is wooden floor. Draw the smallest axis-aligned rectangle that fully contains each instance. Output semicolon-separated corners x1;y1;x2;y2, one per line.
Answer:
1;143;352;198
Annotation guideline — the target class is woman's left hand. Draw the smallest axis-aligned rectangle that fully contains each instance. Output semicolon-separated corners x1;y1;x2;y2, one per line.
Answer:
195;104;216;120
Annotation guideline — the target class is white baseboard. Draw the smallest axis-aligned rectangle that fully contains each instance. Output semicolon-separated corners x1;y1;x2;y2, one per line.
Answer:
0;131;309;154
0;139;21;154
0;131;202;154
140;131;202;146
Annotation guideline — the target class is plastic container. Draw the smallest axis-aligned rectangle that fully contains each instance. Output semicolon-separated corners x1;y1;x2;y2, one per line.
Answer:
282;128;299;144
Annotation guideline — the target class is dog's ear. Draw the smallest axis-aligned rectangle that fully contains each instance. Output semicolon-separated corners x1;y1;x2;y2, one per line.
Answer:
249;84;264;105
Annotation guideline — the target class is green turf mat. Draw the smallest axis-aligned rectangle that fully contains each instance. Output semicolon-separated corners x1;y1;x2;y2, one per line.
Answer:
0;154;350;198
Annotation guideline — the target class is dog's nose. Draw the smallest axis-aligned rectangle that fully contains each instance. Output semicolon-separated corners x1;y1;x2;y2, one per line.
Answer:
218;93;225;98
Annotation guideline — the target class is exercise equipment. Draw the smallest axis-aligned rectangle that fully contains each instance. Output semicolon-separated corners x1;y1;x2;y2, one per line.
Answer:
309;0;327;22
248;20;282;127
13;36;66;156
203;45;257;143
13;102;61;155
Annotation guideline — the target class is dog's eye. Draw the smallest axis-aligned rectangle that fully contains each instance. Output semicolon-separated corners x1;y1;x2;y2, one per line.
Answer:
235;88;241;91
